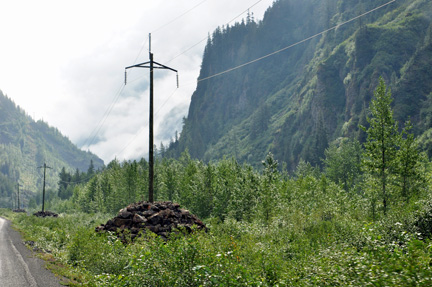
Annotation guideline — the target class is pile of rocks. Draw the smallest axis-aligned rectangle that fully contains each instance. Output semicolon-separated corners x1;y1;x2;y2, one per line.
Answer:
33;211;59;217
12;209;26;213
96;201;207;241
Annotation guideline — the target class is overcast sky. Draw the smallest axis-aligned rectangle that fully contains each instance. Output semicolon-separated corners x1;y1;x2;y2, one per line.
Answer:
0;0;273;164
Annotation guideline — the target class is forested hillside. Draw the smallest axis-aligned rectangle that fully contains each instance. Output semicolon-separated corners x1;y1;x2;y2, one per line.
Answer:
0;91;103;207
166;0;432;170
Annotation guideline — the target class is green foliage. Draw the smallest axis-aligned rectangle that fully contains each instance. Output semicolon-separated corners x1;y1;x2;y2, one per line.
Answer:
0;173;16;208
323;138;363;191
5;127;432;286
9;182;432;286
396;119;425;201
260;153;280;223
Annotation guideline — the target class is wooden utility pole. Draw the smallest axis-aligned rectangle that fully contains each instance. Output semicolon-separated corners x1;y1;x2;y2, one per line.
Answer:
16;183;22;210
125;34;178;203
38;163;52;212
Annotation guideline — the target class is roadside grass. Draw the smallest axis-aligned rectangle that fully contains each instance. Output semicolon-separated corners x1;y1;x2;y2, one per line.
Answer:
2;198;432;286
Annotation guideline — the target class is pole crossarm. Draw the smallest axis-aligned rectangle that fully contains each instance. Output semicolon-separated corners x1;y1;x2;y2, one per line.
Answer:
125;61;150;70
152;61;178;73
125;61;177;72
125;61;178;84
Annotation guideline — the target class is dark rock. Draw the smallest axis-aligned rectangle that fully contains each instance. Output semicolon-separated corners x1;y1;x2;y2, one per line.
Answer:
113;218;131;227
148;214;163;225
160;208;175;218
143;210;155;217
151;205;160;212
132;213;147;223
119;210;132;219
126;206;137;213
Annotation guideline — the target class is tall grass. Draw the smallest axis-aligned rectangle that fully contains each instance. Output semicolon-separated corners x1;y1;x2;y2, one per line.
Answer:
4;201;432;286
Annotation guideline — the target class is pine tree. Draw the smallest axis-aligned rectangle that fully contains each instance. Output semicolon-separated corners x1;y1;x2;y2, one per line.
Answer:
87;160;95;178
58;167;72;199
361;77;399;215
261;152;279;223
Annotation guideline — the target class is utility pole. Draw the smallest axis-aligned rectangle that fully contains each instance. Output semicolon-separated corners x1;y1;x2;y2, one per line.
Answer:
125;33;178;203
17;183;22;210
38;163;52;212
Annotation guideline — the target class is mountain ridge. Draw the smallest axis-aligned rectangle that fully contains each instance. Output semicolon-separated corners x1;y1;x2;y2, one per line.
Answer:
166;0;432;170
0;90;104;207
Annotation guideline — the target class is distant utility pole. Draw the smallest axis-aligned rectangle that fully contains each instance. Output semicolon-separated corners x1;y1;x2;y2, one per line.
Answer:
124;33;178;203
16;183;23;210
38;163;52;212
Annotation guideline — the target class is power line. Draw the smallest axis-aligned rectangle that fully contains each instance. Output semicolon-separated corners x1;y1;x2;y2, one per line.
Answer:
225;0;266;25
80;0;270;153
58;176;95;185
152;0;210;34
196;0;397;83
165;0;269;64
115;87;179;159
81;1;210;151
81;83;125;149
132;0;210;66
84;0;396;162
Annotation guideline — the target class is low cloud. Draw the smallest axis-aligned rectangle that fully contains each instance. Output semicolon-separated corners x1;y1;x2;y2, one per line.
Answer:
0;0;272;163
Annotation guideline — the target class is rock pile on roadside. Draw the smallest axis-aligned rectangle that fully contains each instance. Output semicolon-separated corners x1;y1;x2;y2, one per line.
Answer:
33;211;59;217
12;209;26;213
96;201;207;241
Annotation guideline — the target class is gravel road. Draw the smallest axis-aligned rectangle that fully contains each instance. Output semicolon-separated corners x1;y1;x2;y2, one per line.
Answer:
0;217;63;287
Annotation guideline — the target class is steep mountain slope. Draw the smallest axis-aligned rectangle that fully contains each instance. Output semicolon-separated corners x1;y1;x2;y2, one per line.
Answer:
0;91;103;206
168;0;432;170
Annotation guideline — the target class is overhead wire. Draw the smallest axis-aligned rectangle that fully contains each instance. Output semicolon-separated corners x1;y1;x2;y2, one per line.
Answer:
224;0;266;26
152;0;210;34
116;1;268;159
58;177;92;185
131;38;149;67
115;87;179;159
81;0;213;154
6;1;401;190
86;0;397;163
195;0;397;84
132;0;210;65
165;0;268;64
81;83;126;149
